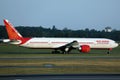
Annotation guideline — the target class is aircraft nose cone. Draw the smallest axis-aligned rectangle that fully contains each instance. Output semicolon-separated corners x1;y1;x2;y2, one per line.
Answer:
115;43;119;47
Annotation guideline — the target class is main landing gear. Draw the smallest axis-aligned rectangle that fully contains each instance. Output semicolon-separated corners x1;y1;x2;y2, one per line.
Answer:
52;47;72;54
52;50;60;54
107;50;110;54
52;50;70;54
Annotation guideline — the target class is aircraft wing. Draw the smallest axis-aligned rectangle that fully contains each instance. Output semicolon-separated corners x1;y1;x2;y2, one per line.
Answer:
0;39;21;44
0;39;10;43
64;40;79;48
57;40;79;52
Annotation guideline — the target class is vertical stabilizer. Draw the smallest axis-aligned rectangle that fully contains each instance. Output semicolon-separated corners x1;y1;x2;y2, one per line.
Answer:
3;19;22;40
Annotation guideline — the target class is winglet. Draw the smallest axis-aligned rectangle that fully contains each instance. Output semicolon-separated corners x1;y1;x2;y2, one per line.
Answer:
3;19;22;40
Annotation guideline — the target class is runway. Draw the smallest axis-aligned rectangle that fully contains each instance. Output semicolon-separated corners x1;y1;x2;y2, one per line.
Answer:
0;74;120;80
0;56;119;60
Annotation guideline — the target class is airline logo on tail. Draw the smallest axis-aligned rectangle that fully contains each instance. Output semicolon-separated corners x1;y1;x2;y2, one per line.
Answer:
3;19;31;44
3;20;22;40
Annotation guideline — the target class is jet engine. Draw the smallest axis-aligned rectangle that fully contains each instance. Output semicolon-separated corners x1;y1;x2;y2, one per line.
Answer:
79;45;90;53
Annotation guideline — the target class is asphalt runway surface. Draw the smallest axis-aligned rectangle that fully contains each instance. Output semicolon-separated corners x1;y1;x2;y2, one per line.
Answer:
0;56;120;60
0;74;120;80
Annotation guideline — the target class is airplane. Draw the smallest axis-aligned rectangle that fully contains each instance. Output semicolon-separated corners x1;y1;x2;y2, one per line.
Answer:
0;19;118;54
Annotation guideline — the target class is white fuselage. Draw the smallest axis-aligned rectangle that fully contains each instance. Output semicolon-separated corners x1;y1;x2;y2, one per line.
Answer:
21;38;118;49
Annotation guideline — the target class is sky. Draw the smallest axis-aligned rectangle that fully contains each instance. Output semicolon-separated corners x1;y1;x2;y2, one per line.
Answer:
0;0;120;30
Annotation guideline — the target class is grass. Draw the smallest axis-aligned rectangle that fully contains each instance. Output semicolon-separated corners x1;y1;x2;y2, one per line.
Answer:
0;43;120;75
0;59;119;66
0;59;119;74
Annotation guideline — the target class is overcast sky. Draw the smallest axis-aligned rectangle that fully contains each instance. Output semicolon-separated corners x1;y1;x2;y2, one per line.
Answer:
0;0;120;30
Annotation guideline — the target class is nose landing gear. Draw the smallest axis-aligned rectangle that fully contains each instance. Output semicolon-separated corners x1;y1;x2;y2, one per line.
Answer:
107;48;112;54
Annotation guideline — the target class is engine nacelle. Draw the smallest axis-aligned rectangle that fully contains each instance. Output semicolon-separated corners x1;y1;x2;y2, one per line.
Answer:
79;45;90;53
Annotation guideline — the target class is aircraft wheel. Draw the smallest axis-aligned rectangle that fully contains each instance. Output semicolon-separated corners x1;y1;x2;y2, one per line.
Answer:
107;51;110;54
52;50;60;54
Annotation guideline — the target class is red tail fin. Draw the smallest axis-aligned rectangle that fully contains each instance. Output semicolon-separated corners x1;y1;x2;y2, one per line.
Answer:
3;19;22;40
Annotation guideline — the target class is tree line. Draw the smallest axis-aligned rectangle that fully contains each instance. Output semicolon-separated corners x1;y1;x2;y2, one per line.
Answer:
0;25;120;41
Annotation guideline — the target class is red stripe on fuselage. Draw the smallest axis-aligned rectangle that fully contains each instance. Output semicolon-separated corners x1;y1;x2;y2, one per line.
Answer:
92;48;112;50
79;42;94;44
30;42;48;44
51;42;68;44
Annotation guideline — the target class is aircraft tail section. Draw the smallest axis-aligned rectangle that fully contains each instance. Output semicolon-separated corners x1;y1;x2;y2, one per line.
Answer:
3;19;31;45
3;19;22;40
